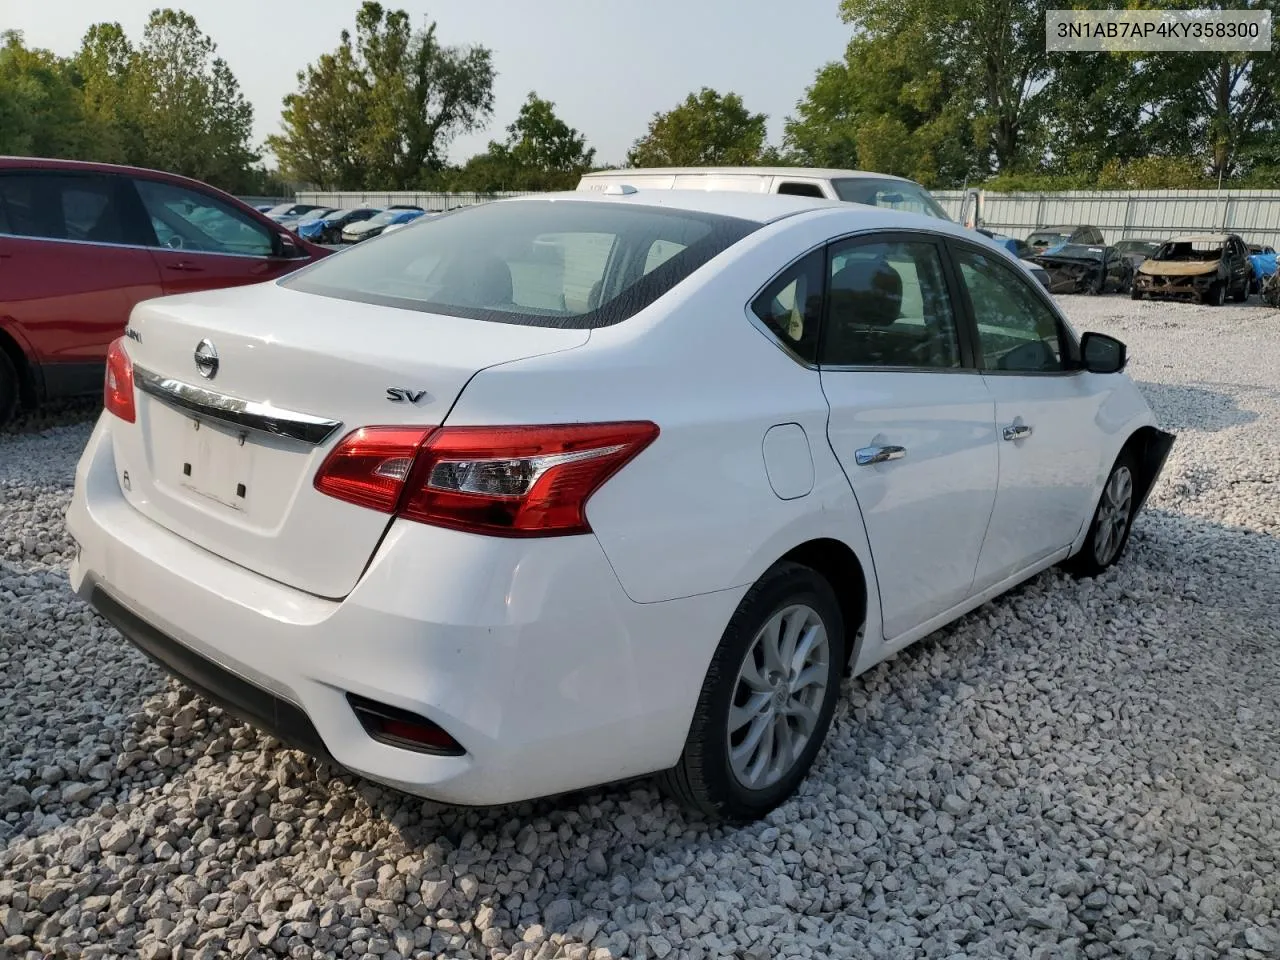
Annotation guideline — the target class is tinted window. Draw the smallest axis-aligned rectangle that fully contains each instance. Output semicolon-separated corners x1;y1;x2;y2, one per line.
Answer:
955;247;1065;373
0;173;137;244
283;200;759;329
831;178;950;220
750;249;824;363
135;179;273;256
821;239;961;369
777;182;826;198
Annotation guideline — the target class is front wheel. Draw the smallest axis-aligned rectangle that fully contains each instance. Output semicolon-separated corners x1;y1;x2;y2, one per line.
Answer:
0;349;18;427
660;562;845;821
1231;278;1250;303
1064;451;1139;578
1203;281;1226;306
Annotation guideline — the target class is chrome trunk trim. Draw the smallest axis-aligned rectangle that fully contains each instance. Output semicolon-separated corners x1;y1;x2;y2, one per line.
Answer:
133;367;342;445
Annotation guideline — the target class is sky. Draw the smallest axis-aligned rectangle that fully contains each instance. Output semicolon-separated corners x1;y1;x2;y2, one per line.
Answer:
7;0;853;166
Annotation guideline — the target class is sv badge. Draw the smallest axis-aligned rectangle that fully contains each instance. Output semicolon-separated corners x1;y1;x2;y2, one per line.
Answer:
386;388;429;404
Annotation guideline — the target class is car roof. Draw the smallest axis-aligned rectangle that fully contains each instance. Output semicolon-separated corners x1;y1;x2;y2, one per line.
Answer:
495;190;986;242
1169;233;1232;243
502;189;856;224
1033;225;1092;232
580;166;915;183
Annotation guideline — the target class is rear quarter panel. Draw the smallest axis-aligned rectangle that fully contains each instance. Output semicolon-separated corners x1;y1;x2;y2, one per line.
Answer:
442;214;883;617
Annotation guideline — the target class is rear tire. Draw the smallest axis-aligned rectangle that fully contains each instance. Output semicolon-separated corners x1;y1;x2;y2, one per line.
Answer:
1064;450;1140;578
1130;285;1142;300
660;562;845;821
0;349;19;427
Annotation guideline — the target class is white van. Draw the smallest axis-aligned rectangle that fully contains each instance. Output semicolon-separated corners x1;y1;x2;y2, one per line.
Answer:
577;167;954;220
577;167;1051;290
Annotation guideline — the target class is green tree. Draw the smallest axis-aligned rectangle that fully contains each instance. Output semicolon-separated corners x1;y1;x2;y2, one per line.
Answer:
270;2;495;189
125;10;258;190
0;31;93;158
626;88;767;167
506;92;595;176
785;33;976;186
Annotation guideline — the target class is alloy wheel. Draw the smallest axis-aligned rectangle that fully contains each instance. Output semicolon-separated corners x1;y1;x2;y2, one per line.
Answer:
1093;465;1134;566
727;603;831;790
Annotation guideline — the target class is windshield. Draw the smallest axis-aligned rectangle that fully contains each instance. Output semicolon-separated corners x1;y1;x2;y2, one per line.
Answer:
1116;240;1160;255
1040;244;1105;261
831;178;951;220
1155;240;1224;261
282;199;759;328
324;209;357;222
1027;231;1071;248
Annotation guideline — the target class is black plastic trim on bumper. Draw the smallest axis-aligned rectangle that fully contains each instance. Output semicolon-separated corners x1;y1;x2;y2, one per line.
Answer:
90;587;336;764
1136;428;1177;514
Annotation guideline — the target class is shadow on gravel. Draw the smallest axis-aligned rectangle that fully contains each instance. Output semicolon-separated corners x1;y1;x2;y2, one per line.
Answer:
0;398;100;436
6;511;1280;957
1136;381;1260;432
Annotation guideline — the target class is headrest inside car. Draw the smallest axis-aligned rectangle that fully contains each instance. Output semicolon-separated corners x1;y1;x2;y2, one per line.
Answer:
829;257;903;328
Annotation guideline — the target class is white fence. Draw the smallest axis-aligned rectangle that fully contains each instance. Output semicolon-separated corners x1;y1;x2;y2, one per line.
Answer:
299;188;1280;246
934;189;1280;245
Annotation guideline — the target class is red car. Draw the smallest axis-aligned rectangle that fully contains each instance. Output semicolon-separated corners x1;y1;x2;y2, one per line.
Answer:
0;158;331;424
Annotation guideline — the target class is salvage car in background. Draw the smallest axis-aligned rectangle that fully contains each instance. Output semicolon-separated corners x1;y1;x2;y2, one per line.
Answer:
1026;225;1106;253
69;191;1173;821
1132;233;1252;305
1114;239;1161;272
1030;243;1133;295
341;205;425;243
0;157;331;425
299;207;382;245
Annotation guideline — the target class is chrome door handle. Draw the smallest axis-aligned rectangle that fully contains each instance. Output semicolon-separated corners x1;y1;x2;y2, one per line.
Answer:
1003;423;1033;441
855;444;906;466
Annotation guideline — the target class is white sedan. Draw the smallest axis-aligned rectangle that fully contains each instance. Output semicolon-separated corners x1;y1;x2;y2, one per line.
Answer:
68;190;1174;821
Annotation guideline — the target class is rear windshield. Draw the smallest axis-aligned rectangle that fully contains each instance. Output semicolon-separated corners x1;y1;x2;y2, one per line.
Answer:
831;178;950;220
1027;232;1071;248
282;199;759;328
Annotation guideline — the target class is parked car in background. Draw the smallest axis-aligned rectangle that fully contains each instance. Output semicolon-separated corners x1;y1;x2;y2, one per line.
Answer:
277;206;337;233
581;168;1055;291
298;207;382;244
1026;225;1106;253
68;191;1172;820
0;157;331;425
1132;233;1252;305
1030;244;1134;295
263;202;327;224
1248;244;1277;294
379;213;437;237
1114;239;1162;272
253;203;275;213
340;205;425;243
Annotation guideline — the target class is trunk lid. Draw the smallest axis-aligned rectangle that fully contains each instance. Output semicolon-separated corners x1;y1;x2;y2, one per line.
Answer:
113;281;589;598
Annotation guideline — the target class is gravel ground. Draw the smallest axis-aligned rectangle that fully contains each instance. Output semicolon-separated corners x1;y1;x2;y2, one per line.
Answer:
2;296;1279;960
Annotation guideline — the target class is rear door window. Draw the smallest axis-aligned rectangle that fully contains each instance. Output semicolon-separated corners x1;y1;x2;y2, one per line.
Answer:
283;200;759;328
0;172;144;245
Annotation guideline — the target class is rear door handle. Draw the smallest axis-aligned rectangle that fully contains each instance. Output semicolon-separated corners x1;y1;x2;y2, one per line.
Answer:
165;261;203;272
855;444;906;466
1003;423;1033;441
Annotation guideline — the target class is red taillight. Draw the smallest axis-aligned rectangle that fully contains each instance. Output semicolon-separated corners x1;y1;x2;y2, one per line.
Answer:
313;426;433;512
104;338;136;423
314;421;659;537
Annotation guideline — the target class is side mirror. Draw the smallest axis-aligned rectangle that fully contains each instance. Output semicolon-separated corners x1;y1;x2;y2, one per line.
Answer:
274;233;303;259
1080;332;1127;374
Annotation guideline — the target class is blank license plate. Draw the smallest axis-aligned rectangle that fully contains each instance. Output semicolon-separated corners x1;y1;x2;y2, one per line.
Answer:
178;419;254;510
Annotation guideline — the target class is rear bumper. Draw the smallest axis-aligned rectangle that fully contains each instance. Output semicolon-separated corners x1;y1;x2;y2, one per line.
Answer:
68;418;742;805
